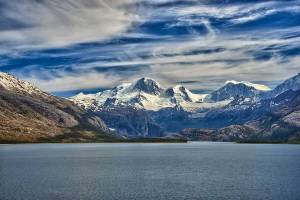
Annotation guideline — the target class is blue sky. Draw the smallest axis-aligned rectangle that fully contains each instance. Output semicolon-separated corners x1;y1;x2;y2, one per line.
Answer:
0;0;299;96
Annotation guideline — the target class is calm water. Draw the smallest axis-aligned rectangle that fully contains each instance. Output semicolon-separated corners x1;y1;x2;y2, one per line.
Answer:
0;142;300;200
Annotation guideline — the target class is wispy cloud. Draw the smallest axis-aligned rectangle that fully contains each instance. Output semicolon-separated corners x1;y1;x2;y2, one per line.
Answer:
1;0;300;94
0;0;139;49
27;70;125;92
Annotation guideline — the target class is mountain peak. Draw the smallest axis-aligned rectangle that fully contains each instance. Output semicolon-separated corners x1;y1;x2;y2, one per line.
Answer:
72;92;87;99
164;85;207;103
225;80;271;91
171;85;193;102
209;80;270;101
165;85;190;99
133;77;163;95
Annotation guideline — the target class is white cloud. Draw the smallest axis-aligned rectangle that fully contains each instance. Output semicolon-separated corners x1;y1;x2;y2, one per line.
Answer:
2;0;300;93
0;0;139;48
147;56;300;90
25;70;123;92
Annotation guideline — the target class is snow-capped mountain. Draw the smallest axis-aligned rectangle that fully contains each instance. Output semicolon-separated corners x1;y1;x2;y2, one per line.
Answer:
181;88;300;143
71;77;209;112
207;80;271;102
72;78;271;112
70;78;225;136
70;77;271;132
70;77;269;135
70;74;300;139
133;77;163;95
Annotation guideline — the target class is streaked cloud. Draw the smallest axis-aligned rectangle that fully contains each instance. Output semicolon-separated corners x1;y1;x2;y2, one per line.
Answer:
0;0;139;49
0;0;300;94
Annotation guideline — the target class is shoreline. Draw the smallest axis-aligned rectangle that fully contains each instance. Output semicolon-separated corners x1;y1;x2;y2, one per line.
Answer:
2;140;300;145
0;138;188;144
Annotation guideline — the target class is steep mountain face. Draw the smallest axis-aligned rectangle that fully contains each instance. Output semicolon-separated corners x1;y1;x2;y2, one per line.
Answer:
0;73;115;143
95;106;164;137
268;73;300;98
133;77;163;95
208;80;271;102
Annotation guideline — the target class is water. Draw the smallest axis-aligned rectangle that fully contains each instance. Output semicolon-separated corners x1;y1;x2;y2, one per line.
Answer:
0;142;299;200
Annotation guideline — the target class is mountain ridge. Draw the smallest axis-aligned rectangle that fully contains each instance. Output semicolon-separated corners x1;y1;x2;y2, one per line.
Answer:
1;72;299;142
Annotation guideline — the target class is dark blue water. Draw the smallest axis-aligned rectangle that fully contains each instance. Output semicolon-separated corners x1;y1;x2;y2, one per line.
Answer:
1;142;300;200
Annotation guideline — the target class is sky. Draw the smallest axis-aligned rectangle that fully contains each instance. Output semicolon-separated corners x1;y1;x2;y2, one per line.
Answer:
0;0;299;96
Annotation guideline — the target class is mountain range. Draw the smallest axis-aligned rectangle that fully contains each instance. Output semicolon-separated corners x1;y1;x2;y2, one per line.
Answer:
70;73;300;142
0;72;299;143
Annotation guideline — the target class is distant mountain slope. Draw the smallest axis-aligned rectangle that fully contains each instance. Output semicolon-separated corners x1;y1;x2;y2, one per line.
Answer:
0;73;116;143
181;89;300;143
267;73;300;98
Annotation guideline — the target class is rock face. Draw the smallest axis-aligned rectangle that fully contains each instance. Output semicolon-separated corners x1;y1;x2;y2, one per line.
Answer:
0;73;115;143
133;78;163;95
95;106;164;137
